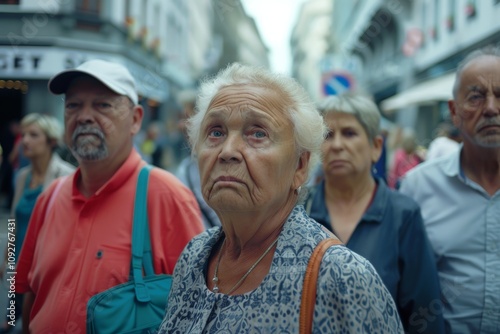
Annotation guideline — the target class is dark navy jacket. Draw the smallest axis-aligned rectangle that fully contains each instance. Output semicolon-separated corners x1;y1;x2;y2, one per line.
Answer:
304;178;445;334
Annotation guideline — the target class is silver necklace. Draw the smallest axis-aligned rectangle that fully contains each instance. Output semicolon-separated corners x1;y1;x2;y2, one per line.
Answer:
212;236;279;294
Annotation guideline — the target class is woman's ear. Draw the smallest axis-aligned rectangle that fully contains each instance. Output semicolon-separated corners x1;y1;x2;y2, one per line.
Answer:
293;151;310;190
371;135;383;163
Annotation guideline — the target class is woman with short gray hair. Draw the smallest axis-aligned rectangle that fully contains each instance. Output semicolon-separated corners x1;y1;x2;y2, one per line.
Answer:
304;92;445;333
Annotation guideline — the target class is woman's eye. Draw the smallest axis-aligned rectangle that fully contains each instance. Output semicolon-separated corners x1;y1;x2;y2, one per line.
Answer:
209;129;224;137
253;130;266;138
344;130;357;137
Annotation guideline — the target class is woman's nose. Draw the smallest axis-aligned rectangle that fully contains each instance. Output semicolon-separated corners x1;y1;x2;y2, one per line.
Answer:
329;134;344;150
218;133;243;162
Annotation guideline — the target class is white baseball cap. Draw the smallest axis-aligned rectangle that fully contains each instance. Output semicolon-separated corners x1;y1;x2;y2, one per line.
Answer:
48;59;139;105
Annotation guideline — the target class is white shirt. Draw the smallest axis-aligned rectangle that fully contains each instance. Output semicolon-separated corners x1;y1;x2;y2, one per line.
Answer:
400;149;500;334
426;136;460;161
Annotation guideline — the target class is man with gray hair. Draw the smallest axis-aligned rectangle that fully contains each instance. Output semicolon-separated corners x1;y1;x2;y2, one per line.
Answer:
15;59;204;333
400;45;500;333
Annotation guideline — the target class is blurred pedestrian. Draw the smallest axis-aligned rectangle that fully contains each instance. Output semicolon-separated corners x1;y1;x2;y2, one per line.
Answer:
138;122;163;166
0;121;19;210
8;121;30;187
400;45;500;333
158;64;403;333
304;93;444;333
388;130;423;189
0;113;74;334
426;122;461;160
15;59;204;333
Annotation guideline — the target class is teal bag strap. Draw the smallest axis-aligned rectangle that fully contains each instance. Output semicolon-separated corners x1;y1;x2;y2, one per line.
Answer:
131;164;154;303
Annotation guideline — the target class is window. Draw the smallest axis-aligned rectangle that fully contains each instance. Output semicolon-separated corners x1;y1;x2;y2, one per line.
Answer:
76;0;101;14
75;0;102;30
125;0;131;20
432;0;439;39
421;2;427;47
465;0;476;19
446;0;455;31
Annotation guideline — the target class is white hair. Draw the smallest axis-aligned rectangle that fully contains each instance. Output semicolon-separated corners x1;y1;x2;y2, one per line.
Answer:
187;63;327;180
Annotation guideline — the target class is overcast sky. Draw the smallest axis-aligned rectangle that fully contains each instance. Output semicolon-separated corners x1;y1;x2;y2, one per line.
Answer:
241;0;307;75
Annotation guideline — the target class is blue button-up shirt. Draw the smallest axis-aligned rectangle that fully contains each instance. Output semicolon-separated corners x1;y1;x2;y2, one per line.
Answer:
400;148;500;334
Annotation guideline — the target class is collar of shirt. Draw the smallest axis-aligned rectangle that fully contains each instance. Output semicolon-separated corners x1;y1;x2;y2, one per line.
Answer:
439;145;498;197
440;144;465;180
70;148;144;201
363;178;388;223
308;178;386;231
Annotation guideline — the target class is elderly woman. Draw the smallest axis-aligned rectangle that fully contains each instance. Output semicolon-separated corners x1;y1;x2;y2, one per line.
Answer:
304;93;445;333
158;64;403;333
0;113;74;333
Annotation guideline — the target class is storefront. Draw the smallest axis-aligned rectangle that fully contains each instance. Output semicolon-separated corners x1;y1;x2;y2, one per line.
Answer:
0;46;169;122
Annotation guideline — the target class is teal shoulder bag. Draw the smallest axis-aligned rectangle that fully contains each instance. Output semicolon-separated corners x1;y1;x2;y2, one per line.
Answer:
86;165;173;334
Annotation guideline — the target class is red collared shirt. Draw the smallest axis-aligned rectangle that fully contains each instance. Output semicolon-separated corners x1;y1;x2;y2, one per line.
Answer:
16;149;204;333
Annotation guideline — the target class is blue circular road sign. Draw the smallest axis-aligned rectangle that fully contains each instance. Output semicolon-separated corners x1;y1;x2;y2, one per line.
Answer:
322;71;354;96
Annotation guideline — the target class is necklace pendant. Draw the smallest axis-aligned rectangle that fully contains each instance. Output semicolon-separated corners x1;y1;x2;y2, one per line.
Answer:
212;275;220;292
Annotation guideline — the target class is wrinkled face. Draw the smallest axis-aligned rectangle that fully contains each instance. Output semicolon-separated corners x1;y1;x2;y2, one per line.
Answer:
197;84;306;213
321;112;381;178
64;76;141;162
451;55;500;148
21;123;52;159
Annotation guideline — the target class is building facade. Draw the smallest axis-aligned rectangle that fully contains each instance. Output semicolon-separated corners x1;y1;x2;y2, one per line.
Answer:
0;0;269;127
291;0;333;102
292;0;500;145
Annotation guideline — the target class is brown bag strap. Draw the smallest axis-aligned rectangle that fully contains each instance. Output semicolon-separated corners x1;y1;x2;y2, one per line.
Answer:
299;238;343;334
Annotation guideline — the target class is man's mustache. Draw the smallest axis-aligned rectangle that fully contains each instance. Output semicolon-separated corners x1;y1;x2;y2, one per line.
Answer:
72;125;105;142
475;119;500;132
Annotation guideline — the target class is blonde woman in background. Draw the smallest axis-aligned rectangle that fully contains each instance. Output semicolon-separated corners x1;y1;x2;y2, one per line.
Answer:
0;113;74;334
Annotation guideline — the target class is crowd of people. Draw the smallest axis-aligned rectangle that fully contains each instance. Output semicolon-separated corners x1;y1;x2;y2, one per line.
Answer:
0;44;497;333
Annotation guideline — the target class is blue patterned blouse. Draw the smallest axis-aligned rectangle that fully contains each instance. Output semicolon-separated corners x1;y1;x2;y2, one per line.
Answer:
158;206;403;333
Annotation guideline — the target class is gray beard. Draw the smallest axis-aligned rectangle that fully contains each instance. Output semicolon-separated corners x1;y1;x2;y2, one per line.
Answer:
71;125;109;161
72;139;109;161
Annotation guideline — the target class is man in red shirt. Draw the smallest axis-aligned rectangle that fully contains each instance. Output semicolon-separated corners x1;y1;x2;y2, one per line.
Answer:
15;59;204;333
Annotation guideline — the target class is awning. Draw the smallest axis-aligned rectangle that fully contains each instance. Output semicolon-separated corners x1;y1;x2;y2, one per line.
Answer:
380;72;456;113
